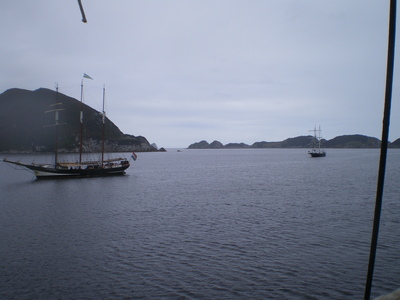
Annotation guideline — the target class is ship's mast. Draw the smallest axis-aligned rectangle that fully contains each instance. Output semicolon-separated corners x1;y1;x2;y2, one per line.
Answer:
317;125;322;151
79;79;84;164
101;85;106;165
55;84;59;165
45;82;64;166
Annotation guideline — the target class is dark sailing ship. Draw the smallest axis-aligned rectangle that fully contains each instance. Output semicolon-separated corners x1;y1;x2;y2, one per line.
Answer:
3;76;131;179
308;125;326;157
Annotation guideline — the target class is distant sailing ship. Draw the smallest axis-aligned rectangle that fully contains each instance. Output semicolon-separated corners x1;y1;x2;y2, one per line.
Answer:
3;75;131;179
308;125;326;157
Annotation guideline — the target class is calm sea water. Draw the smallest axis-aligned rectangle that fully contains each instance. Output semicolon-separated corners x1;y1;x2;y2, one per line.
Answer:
0;149;399;299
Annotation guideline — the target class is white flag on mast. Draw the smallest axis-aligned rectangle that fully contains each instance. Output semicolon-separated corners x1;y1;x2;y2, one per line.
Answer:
83;73;93;80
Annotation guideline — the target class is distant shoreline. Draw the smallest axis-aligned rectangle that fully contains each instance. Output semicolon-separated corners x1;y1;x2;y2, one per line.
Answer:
187;134;400;149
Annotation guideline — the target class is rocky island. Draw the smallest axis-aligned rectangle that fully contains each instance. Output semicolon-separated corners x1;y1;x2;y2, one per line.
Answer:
188;135;400;149
0;88;162;153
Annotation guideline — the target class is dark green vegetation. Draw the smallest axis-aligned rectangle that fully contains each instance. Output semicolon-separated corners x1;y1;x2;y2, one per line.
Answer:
189;135;400;149
0;88;157;153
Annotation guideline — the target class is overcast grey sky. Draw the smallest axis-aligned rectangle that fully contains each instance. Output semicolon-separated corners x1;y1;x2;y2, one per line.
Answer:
1;1;399;148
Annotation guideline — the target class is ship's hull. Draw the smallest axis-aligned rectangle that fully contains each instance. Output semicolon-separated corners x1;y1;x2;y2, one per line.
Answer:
309;151;326;157
3;158;129;179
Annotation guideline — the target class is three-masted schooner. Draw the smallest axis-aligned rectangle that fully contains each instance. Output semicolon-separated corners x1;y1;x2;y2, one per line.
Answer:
3;76;130;179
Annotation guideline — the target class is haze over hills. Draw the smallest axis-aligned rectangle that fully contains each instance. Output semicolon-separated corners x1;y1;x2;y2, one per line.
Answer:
0;88;158;153
188;134;400;149
3;88;400;153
